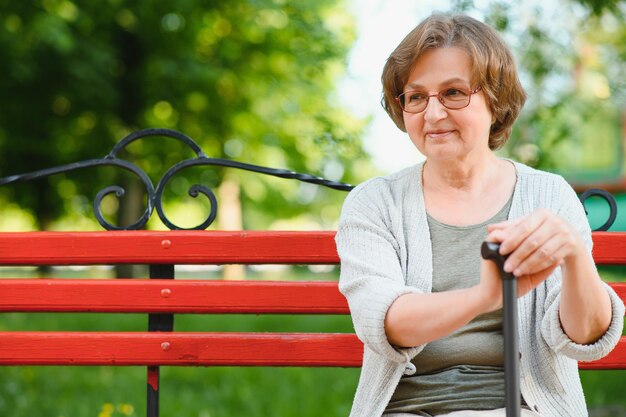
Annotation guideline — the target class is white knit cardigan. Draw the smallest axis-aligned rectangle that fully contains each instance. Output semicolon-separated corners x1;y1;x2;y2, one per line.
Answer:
336;161;624;417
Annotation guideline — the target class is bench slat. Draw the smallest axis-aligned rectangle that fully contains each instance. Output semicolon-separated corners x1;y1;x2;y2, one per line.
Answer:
0;231;624;265
0;332;363;367
0;279;349;314
3;279;624;316
580;337;626;370
0;231;339;265
592;232;626;264
0;332;623;369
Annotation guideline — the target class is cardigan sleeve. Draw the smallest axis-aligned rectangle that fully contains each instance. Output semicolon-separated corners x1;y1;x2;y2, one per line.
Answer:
336;181;424;363
540;177;624;361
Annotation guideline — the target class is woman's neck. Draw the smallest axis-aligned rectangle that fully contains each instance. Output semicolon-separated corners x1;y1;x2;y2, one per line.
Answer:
423;153;501;193
421;156;516;226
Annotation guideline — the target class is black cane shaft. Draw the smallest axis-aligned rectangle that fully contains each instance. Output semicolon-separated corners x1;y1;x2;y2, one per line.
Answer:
481;241;521;417
503;279;520;417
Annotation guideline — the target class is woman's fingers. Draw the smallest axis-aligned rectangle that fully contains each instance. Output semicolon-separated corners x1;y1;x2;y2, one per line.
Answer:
501;220;554;274
487;211;547;257
487;209;581;277
496;209;549;256
512;238;569;276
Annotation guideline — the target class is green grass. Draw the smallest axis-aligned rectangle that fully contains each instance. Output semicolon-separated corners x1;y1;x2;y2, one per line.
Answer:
0;366;359;417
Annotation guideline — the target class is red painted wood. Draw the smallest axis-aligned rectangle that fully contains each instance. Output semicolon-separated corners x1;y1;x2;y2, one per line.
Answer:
579;337;626;370
0;231;339;265
0;330;623;369
0;279;349;314
592;232;626;264
4;279;624;316
0;230;625;370
147;366;159;390
0;230;623;265
0;332;364;367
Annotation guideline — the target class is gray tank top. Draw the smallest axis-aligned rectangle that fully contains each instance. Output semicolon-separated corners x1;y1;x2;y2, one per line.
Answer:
386;195;513;415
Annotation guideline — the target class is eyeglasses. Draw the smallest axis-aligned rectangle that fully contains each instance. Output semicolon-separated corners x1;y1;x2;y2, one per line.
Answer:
395;86;482;113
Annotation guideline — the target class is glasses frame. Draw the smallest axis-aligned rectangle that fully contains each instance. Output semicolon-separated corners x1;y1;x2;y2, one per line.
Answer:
395;86;482;114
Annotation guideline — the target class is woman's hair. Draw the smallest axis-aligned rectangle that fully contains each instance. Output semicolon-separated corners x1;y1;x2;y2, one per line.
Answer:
381;14;526;150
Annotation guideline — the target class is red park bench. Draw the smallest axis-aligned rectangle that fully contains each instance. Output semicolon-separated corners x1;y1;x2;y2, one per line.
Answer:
0;129;624;416
0;231;625;417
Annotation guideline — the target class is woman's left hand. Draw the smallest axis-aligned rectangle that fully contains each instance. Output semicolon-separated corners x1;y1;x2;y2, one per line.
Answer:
486;208;584;278
487;209;612;345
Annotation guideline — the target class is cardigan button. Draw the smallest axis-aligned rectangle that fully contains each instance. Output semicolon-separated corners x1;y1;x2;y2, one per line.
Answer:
403;362;416;376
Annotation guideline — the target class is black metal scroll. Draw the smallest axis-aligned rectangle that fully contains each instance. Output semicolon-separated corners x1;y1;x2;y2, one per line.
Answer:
579;188;618;231
0;128;620;231
0;128;355;230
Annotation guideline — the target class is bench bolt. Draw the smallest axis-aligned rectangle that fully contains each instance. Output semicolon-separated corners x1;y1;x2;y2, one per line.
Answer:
161;342;171;351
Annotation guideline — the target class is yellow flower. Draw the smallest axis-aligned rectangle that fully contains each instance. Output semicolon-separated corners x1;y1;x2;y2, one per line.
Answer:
117;403;135;416
98;402;114;417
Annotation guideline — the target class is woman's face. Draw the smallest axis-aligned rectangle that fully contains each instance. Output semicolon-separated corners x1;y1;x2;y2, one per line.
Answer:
402;47;493;163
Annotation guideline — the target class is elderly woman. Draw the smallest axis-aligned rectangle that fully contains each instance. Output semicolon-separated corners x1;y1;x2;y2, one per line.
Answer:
336;14;624;417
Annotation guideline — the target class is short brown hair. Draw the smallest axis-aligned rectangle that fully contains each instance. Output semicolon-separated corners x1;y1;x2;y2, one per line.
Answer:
381;14;526;150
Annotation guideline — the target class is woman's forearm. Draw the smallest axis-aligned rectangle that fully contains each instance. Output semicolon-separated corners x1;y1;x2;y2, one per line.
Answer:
559;247;612;345
384;286;490;348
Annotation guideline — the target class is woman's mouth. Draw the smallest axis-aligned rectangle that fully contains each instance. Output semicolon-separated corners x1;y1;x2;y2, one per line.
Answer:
426;130;453;139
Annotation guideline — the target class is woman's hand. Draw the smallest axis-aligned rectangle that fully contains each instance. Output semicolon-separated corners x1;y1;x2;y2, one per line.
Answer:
486;208;584;278
484;208;612;344
477;255;558;313
477;209;580;313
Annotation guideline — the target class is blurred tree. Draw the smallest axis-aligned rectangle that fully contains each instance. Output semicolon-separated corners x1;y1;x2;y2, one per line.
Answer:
0;0;370;231
451;0;625;181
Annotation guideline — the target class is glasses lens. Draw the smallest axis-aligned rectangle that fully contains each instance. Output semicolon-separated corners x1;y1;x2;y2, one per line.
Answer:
400;92;427;113
399;88;474;113
440;88;470;109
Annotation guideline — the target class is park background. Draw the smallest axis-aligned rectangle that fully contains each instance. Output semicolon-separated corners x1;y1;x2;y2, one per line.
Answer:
0;0;624;416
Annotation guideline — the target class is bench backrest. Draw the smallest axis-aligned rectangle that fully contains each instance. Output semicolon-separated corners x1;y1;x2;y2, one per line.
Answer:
0;231;625;370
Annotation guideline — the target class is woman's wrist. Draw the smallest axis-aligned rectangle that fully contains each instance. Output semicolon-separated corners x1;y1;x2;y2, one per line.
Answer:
470;283;500;315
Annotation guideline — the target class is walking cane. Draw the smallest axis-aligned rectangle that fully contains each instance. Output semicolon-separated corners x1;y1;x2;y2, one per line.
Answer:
481;241;521;417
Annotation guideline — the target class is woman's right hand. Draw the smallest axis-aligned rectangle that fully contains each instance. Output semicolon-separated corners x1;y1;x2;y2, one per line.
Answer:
477;253;558;313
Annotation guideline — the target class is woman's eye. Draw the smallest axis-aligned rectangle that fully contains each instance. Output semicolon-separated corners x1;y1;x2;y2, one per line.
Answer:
408;93;426;102
442;88;467;98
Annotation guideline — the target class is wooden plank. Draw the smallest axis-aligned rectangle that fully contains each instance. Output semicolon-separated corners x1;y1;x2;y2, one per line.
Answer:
579;337;626;370
0;231;339;265
0;230;623;265
0;331;623;369
0;332;363;367
0;279;349;314
592;232;626;264
3;279;624;316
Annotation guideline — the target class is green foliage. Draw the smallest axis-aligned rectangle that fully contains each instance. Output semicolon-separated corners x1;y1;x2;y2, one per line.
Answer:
574;0;625;16
453;0;625;182
0;0;370;230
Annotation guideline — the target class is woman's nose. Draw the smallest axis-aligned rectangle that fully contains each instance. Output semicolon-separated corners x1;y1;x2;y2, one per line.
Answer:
423;97;448;122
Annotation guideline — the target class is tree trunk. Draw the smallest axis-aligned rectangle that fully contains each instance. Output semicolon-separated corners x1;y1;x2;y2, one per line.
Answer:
115;178;147;278
218;176;245;280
